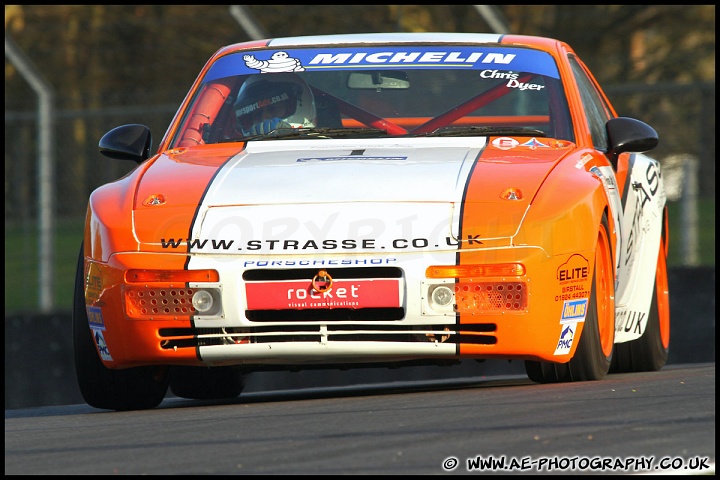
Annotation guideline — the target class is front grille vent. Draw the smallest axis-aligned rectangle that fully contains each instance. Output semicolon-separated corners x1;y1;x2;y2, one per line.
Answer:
242;266;403;281
158;323;498;349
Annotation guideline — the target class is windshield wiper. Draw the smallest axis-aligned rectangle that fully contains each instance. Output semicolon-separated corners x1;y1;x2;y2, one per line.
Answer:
229;125;545;142
233;127;388;142
303;127;390;138
416;126;548;137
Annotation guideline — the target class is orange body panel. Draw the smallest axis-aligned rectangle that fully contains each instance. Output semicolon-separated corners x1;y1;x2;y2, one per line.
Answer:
84;254;203;367
452;139;612;362
133;145;245;252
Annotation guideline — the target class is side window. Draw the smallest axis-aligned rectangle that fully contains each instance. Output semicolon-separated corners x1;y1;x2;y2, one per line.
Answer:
569;55;611;152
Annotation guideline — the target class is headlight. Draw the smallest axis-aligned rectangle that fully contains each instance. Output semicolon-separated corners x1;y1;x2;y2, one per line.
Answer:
192;290;215;313
430;285;454;307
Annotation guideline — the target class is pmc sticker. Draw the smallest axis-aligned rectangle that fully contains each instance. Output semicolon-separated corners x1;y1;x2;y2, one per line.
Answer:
93;329;113;361
554;322;577;355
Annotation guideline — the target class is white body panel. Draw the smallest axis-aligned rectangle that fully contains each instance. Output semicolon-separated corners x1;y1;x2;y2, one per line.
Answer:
199;341;458;366
613;154;667;343
190;138;482;255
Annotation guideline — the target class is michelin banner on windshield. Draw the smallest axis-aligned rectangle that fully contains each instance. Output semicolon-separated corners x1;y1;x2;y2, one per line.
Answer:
204;46;561;83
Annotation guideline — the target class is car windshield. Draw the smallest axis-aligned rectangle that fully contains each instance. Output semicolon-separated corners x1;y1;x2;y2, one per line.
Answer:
171;44;574;147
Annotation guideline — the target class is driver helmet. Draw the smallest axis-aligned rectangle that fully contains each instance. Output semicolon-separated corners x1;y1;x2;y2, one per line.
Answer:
234;73;316;132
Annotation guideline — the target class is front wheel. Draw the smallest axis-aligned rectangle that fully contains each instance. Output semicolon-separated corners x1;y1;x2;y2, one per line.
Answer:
73;243;170;411
526;213;615;383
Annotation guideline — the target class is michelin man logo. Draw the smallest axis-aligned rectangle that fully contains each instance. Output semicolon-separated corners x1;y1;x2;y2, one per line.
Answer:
244;51;305;73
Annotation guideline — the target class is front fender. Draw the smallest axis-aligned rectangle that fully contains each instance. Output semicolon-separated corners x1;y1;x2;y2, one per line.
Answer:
86;163;149;262
515;151;612;260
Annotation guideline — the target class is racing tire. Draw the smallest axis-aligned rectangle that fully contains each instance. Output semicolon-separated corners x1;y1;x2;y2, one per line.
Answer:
610;235;670;372
170;366;245;400
525;213;615;383
73;243;170;411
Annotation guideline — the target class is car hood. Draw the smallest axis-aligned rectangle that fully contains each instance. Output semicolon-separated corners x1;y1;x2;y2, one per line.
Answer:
134;137;572;253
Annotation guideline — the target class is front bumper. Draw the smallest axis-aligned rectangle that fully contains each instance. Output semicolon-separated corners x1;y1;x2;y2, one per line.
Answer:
84;246;594;369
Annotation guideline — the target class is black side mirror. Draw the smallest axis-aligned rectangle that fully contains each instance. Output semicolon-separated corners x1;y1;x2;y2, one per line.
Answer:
606;117;658;157
99;124;152;163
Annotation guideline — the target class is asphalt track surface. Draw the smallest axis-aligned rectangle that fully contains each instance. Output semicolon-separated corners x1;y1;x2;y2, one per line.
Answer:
5;363;715;475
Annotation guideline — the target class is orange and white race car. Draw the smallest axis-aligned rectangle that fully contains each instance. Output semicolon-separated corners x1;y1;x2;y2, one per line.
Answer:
74;32;670;410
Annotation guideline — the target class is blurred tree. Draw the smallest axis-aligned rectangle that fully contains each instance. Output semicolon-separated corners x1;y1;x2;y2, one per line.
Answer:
6;5;714;108
4;4;716;212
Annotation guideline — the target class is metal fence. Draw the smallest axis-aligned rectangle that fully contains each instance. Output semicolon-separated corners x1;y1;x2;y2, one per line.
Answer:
4;82;715;313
